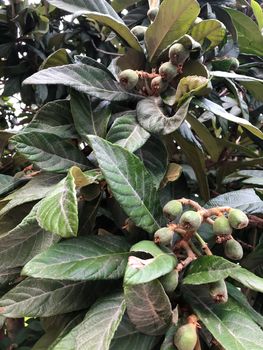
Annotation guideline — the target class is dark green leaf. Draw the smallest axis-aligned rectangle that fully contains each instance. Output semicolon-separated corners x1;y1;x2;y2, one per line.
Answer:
11;132;91;173
70;90;111;140
24;100;77;139
185;285;263;350
23;64;141;102
136;135;168;189
0;278;110;317
22;235;130;280
51;293;126;350
205;189;263;215
183;256;238;285
89;136;161;234
0;175;24;198
124;280;172;335
229;267;263;293
110;313;160;350
39;48;70;70
0;173;63;217
136;97;193;135
106;111;150;153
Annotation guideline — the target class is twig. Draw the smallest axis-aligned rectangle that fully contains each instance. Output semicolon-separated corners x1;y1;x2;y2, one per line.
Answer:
194;232;213;255
91;40;124;57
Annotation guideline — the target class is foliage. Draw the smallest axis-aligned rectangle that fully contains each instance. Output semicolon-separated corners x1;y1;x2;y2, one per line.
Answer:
0;0;263;349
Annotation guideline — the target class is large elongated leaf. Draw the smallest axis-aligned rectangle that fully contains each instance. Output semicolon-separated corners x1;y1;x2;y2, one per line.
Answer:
22;235;130;281
70;91;111;141
37;168;78;238
106;111;150;153
201;98;263;140
0;213;59;270
52;293;126;350
0;278;109;318
185;285;263;350
0;175;24;198
89;136;161;234
47;0;121;21
0;268;21;286
229;267;263;293
11;132;91;173
145;0;200;62
136;97;193;135
24;100;77;139
23;64;141;102
205;188;263;214
191;19;226;50
183;256;238;285
110;314;160;350
225;7;263;56
124;241;177;285
124;280;172;335
0;173;63;217
136;136;168;189
47;0;142;52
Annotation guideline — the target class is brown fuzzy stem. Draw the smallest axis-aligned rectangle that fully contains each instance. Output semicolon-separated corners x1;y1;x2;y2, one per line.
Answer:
176;240;197;271
216;234;232;244
136;71;160;79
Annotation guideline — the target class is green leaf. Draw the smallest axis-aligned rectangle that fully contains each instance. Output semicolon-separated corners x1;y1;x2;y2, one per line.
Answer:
201;98;263;140
22;235;130;280
11;132;91;173
186;113;221;162
39;48;70;70
124;280;172;335
211;71;263;102
110;313;160;350
185;285;263;350
0;211;59;270
174;128;210;201
225;7;263;56
47;0;142;52
0;173;63;217
23;64;141;102
229;267;263;293
124;241;177;285
183;256;238;285
0;278;109;317
47;0;122;21
51;293;126;350
160;324;177;350
136;136;168;189
145;0;200;62
24;100;77;139
0;175;23;198
70;90;111;141
136;97;193;135
205;188;263;215
37;168;79;238
251;0;263;30
106;111;150;153
89;136;161;234
227;282;263;328
191;19;226;50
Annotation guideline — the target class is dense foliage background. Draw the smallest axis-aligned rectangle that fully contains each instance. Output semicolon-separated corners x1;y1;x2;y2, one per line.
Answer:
0;0;263;349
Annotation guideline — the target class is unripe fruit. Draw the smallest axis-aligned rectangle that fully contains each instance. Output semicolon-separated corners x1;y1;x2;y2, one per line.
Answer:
179;211;202;231
159;61;178;82
163;200;183;221
169;43;190;66
211;57;239;72
119;69;139;90
209;279;228;303
174;323;197;350
160;269;179;293
154;227;174;246
131;25;147;40
147;7;159;21
151;76;168;94
224;238;243;260
213;215;232;236
228;209;249;229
